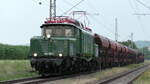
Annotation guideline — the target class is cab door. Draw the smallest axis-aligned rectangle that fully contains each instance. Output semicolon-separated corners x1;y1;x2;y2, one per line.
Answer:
69;42;76;56
94;44;99;57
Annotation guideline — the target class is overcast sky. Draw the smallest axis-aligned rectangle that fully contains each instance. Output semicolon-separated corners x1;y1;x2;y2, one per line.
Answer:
0;0;150;45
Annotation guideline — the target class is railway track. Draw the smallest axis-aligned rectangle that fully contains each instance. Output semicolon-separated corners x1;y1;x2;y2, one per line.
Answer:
0;75;75;84
0;76;41;84
0;70;99;84
1;64;149;84
93;64;150;84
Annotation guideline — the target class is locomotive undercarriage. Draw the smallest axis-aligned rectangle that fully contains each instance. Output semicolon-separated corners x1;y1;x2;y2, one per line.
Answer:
31;56;100;76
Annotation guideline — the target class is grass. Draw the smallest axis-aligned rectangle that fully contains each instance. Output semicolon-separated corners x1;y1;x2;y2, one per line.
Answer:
91;63;145;80
133;60;150;84
0;60;38;81
134;69;150;84
0;60;148;83
49;63;146;84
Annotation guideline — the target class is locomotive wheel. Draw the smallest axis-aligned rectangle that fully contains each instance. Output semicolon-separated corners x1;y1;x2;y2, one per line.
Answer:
60;58;73;74
90;59;99;71
83;60;88;71
80;59;87;72
73;59;82;73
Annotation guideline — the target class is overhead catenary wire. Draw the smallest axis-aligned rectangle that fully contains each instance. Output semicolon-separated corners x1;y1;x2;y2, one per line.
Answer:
134;0;150;15
132;0;149;51
81;0;114;34
84;0;114;32
61;0;86;15
133;0;150;38
84;0;129;41
63;0;83;13
128;0;137;12
88;15;114;36
129;0;150;38
136;0;150;11
63;0;87;13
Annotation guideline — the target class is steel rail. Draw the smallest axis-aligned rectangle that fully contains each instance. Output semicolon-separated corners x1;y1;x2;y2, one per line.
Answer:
94;64;150;84
0;76;41;84
0;70;99;84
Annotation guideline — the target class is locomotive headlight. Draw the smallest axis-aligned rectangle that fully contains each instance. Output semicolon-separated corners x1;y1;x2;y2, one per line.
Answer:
33;53;37;57
46;34;51;38
59;53;63;57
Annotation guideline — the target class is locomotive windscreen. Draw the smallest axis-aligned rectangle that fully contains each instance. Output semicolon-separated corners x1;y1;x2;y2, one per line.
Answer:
42;25;74;37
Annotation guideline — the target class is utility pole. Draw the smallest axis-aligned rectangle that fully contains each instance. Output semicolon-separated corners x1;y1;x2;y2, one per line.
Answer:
115;18;118;42
131;33;134;48
50;0;56;20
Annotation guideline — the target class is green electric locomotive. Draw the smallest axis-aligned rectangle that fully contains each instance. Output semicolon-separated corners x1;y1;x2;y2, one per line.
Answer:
29;17;99;76
29;16;144;76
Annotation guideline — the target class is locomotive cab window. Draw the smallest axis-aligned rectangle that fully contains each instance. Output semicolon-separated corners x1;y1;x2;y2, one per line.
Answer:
65;29;73;36
55;28;64;36
45;29;52;36
42;25;74;37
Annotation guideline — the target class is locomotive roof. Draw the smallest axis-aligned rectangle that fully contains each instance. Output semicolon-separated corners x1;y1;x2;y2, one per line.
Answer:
41;23;94;35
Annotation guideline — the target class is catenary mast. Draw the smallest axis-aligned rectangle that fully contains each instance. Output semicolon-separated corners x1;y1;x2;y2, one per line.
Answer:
115;18;118;42
50;0;56;20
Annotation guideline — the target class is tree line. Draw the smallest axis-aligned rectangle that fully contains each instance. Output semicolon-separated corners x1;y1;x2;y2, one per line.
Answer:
119;40;138;49
0;43;29;59
0;40;149;60
139;47;150;60
120;40;150;60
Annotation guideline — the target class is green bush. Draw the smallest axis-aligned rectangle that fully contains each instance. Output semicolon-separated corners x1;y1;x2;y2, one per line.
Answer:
0;44;29;59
